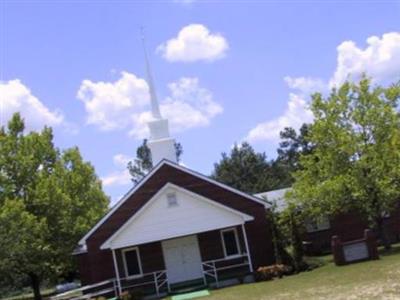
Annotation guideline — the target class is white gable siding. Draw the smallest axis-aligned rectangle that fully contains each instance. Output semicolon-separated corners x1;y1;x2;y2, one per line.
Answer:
79;160;268;248
102;184;253;250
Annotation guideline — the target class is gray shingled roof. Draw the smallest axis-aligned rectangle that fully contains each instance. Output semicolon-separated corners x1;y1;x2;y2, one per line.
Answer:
254;187;291;212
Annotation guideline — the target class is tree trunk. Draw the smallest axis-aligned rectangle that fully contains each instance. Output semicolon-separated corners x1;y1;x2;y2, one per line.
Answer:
376;217;392;250
290;213;304;271
269;212;282;264
29;273;42;300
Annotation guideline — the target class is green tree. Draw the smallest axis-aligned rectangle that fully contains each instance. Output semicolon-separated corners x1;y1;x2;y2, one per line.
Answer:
0;113;109;300
127;139;183;184
266;205;293;266
283;205;305;272
277;123;313;177
0;199;49;299
211;142;285;194
290;77;400;249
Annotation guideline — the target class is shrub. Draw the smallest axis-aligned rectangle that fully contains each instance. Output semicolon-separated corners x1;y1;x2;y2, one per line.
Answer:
119;289;144;300
119;291;131;300
255;264;292;281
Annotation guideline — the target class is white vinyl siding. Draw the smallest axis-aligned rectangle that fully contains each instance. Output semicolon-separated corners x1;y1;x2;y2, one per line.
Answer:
102;184;253;250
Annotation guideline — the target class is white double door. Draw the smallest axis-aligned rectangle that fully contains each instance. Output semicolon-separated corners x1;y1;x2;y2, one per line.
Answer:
162;235;203;284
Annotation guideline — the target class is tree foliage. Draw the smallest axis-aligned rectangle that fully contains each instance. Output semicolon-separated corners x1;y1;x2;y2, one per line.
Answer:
127;139;183;184
0;113;109;300
211;142;287;194
277;124;313;173
290;77;400;248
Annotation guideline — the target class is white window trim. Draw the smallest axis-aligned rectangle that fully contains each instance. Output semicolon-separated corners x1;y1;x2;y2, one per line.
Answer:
121;246;143;279
220;227;241;258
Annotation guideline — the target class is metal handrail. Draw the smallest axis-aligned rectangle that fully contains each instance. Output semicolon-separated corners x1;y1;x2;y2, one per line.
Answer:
154;270;168;296
202;253;248;264
119;269;169;296
52;269;169;300
201;254;251;288
51;279;117;300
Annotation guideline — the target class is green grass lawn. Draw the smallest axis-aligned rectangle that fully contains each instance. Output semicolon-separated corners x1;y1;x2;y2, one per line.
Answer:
1;288;55;300
189;245;400;300
5;245;400;300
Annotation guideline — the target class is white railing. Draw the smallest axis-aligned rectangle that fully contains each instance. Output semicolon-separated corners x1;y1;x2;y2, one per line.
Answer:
154;270;169;295
51;269;168;299
119;270;169;296
201;254;251;288
52;255;250;299
50;279;117;300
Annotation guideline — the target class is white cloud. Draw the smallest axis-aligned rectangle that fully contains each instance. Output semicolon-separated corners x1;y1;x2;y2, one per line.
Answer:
113;154;133;168
130;77;223;138
101;169;131;187
157;24;229;62
78;72;223;139
284;76;327;94
101;153;133;187
331;32;400;86
77;72;149;131
246;93;313;142
246;77;326;143
0;79;64;130
247;31;400;144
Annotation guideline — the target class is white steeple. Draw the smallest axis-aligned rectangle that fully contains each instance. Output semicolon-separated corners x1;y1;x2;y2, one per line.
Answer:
141;29;177;165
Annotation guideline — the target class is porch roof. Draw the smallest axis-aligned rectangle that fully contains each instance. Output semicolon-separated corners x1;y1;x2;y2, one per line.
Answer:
101;183;254;250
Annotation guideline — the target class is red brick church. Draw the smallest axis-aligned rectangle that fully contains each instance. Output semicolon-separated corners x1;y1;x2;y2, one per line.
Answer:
74;48;275;297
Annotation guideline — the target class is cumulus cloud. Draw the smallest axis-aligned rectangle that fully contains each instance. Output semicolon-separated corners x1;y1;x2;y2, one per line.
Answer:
113;154;133;168
331;32;400;86
101;169;131;187
247;31;400;144
246;93;313;142
77;72;149;131
246;77;324;143
157;24;229;62
101;153;133;187
0;79;64;130
129;77;223;138
284;76;327;94
78;72;223;139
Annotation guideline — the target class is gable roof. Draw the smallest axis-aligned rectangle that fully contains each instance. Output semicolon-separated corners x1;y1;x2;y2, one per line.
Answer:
79;159;269;247
100;183;254;250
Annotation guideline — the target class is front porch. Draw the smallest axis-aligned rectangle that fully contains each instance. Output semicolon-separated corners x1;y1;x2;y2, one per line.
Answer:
111;225;254;298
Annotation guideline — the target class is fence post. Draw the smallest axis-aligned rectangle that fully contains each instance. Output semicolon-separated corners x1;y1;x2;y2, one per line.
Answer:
214;261;219;288
112;249;122;295
242;223;254;272
153;272;159;297
201;263;207;286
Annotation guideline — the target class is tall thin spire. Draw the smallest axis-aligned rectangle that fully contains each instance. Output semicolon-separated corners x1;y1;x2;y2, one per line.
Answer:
141;27;162;120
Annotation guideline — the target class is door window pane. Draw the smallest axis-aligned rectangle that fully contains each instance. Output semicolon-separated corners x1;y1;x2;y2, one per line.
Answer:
124;248;141;277
222;229;240;256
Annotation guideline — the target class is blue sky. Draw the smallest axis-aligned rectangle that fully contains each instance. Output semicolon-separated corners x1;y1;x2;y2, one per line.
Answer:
1;0;400;204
